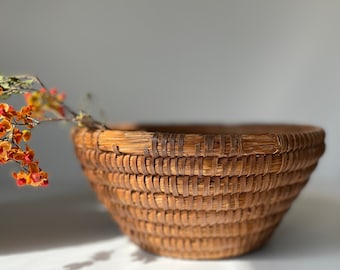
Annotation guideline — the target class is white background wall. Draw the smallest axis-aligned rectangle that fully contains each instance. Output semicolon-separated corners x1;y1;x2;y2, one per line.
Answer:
0;0;339;200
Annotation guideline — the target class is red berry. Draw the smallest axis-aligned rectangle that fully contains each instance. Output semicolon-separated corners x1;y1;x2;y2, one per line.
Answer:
41;180;48;187
16;178;26;187
31;173;40;182
49;88;57;95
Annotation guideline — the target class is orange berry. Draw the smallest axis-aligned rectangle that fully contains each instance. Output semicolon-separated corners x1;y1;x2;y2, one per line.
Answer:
22;130;31;142
0;119;12;137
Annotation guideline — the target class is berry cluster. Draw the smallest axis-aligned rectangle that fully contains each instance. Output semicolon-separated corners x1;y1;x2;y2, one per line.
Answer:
0;75;66;187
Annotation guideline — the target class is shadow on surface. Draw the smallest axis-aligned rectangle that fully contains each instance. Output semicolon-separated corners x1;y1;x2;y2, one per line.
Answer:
0;191;121;255
131;249;159;264
63;250;114;270
244;189;340;260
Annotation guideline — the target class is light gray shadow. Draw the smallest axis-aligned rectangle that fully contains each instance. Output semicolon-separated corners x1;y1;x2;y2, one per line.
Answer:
63;250;114;270
131;249;158;264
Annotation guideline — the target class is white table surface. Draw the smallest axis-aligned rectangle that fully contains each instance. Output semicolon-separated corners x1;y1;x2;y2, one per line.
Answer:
1;181;339;270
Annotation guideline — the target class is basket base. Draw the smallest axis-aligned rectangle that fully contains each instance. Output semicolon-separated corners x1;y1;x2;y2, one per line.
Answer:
136;243;267;260
122;225;276;260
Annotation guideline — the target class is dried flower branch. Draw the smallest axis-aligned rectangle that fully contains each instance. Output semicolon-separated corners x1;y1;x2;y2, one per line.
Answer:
0;74;106;187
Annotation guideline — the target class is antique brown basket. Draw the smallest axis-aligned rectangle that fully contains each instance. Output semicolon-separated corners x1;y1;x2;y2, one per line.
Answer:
72;124;325;259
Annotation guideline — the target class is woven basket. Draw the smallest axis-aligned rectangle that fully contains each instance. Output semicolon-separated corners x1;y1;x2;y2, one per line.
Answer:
72;124;325;259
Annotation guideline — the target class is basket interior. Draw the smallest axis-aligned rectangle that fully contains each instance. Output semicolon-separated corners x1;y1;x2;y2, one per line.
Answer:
107;123;323;135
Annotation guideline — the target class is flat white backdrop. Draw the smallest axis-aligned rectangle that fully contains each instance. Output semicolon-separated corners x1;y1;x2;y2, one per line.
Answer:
1;1;340;269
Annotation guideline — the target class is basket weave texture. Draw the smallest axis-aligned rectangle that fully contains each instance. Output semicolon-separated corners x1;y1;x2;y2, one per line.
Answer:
72;124;325;259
